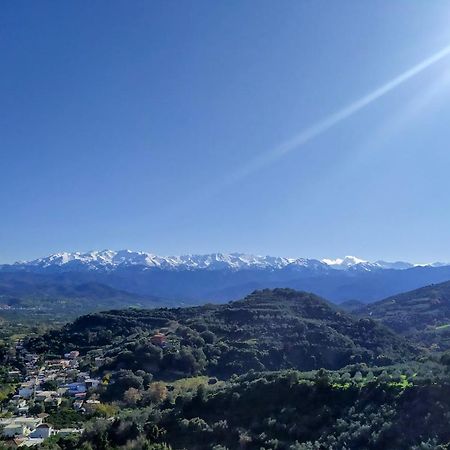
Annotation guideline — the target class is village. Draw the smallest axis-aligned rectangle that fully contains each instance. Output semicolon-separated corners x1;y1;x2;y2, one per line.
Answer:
0;342;102;448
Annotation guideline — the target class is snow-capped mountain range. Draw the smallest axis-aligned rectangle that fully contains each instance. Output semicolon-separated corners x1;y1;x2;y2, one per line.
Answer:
11;250;447;272
3;250;450;305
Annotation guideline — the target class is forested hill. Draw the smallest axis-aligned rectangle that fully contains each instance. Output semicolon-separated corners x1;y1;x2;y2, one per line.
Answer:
359;280;450;350
0;272;168;319
27;289;416;377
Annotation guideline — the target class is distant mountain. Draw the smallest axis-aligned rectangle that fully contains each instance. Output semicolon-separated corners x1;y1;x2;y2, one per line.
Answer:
27;288;417;373
2;250;450;305
0;271;170;319
358;280;450;350
12;250;302;271
338;299;366;312
9;249;439;272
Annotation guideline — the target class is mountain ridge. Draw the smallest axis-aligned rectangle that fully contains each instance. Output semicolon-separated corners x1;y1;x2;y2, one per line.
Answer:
3;250;450;305
6;249;446;272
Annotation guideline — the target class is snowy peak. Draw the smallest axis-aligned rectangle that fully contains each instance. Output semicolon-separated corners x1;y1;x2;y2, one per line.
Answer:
19;250;294;271
22;250;168;269
321;256;369;269
374;260;414;270
320;256;421;272
12;250;447;273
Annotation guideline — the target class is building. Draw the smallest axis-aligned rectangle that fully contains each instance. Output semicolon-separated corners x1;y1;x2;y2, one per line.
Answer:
2;423;28;437
29;423;52;439
0;417;43;438
73;400;84;410
65;382;86;395
94;357;105;367
8;370;21;380
57;428;84;436
16;405;30;416
18;383;35;399
83;399;100;413
64;350;80;360
85;378;100;389
150;333;166;347
34;390;59;402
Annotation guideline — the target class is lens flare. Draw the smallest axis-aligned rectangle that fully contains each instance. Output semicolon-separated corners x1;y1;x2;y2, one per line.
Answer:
162;43;450;220
227;43;450;184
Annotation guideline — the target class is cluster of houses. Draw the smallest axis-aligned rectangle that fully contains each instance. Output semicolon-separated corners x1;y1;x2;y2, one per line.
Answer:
1;332;171;447
0;417;83;447
0;343;101;447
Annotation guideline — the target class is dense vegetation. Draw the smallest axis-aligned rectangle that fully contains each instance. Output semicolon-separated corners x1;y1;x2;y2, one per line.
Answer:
359;280;450;350
21;364;450;450
6;287;450;449
27;289;416;381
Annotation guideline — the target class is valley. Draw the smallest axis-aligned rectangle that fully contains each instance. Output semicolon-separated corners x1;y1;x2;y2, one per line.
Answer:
3;251;450;316
1;285;450;449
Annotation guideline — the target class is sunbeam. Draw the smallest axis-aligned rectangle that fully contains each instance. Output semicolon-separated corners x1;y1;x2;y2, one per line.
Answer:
225;43;450;184
159;43;450;222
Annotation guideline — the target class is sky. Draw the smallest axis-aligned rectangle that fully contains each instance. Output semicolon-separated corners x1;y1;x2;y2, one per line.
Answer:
2;1;450;264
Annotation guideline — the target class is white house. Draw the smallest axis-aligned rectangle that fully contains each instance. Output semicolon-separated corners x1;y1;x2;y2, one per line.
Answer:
57;428;84;436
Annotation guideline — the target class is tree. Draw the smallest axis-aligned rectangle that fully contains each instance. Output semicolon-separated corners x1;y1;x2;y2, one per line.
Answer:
41;379;59;391
440;351;450;371
146;382;168;404
105;369;144;400
200;330;216;344
124;387;142;406
29;401;44;415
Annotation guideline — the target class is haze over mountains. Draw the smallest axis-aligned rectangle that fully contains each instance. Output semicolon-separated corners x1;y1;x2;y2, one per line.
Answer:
8;249;446;272
2;250;450;305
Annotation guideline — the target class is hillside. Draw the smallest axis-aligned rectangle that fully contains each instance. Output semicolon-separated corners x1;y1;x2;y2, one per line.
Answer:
27;289;416;377
99;370;450;450
0;272;168;320
359;280;450;349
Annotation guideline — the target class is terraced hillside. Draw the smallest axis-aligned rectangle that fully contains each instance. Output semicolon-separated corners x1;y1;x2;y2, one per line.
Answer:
359;280;450;349
27;289;416;377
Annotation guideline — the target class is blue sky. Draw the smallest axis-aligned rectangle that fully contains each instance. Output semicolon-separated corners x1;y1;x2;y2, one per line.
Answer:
2;1;450;263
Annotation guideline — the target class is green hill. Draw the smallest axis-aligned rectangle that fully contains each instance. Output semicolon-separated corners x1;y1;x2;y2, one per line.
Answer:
0;272;169;321
28;288;416;377
358;280;450;349
125;370;450;450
